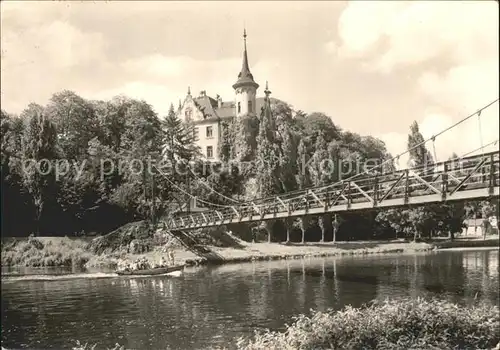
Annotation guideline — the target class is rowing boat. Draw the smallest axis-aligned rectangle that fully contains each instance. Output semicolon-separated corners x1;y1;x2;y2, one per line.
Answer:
116;264;185;276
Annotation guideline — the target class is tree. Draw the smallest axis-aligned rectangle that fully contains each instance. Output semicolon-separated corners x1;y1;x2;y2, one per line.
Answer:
45;91;100;160
406;121;436;240
162;103;199;164
232;114;259;163
407;121;433;168
1;111;33;236
376;208;412;238
275;102;299;242
22;109;58;235
1;88;410;242
195;163;242;206
158;103;199;219
218;121;232;163
276;102;299;193
255;97;282;242
300;112;342;146
92;99;127;153
1;110;14;172
296;139;311;243
310;135;331;242
376;123;467;242
332;214;340;243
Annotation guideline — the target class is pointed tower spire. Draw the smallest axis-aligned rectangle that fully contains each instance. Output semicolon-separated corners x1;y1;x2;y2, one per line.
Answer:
232;28;259;90
187;86;191;96
264;80;271;99
178;99;182;110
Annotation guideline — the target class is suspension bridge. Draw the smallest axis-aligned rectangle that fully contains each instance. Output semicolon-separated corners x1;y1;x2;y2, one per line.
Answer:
157;99;499;231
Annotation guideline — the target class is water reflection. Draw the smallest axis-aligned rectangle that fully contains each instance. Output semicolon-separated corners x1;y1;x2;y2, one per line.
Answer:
2;249;498;350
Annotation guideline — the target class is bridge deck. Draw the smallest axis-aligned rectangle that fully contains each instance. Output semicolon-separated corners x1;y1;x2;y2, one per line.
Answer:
164;151;499;231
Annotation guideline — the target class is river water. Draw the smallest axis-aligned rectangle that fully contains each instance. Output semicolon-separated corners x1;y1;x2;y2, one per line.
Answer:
1;249;499;350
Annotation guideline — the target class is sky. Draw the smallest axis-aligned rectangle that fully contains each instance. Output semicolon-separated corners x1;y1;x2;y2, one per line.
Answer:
1;1;499;166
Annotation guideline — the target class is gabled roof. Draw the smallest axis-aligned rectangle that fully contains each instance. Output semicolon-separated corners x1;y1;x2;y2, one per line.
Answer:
193;95;218;119
181;90;280;124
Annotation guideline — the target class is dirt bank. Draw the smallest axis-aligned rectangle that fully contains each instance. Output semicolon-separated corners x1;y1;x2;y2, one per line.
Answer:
98;240;434;269
433;235;499;250
4;231;498;270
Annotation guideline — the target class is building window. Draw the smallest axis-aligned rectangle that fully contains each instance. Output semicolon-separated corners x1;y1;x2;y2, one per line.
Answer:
193;127;199;140
185;107;192;120
207;146;213;159
206;126;213;138
237;102;241;114
248;101;252;113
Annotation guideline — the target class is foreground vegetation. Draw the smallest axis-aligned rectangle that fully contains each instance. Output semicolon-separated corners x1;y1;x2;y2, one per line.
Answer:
70;299;499;350
236;298;500;350
1;236;93;267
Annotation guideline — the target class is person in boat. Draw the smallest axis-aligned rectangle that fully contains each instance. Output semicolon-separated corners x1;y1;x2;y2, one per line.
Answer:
160;256;168;267
140;257;151;270
136;257;146;270
167;249;175;265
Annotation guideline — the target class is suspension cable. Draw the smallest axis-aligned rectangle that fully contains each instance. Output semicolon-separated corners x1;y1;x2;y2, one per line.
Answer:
186;165;245;205
477;110;484;156
312;98;499;193
460;139;499;159
153;164;236;209
224;98;500;207
114;144;241;209
136;98;500;214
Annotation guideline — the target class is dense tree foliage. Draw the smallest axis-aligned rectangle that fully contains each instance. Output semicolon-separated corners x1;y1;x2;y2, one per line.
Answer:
374;121;486;241
1;91;495;241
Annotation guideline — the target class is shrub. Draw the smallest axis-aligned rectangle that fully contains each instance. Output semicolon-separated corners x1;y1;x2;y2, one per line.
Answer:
236;298;500;350
1;237;92;267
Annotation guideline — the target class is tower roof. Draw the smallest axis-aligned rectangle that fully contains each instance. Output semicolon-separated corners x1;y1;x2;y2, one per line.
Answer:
233;29;259;90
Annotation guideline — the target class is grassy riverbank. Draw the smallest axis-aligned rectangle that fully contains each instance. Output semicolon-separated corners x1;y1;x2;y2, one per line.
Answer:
1;236;94;267
180;240;434;265
236;298;500;350
2;234;498;270
86;235;499;268
434;236;499;249
83;240;435;269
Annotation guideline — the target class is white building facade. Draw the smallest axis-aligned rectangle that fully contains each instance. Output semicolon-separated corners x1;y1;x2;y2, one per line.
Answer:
176;30;271;161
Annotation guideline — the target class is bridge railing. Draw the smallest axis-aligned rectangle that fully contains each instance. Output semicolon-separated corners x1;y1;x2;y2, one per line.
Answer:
166;151;499;230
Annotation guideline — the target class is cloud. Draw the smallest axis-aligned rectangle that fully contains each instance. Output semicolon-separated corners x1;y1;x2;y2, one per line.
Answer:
121;54;242;86
337;1;498;72
338;1;499;161
87;54;267;117
1;20;105;70
377;131;410;169
121;55;192;79
418;63;499;113
1;13;107;113
324;41;338;55
103;54;281;117
337;2;404;59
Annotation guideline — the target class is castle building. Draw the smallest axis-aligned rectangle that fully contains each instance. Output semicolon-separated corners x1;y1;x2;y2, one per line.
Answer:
176;30;272;161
